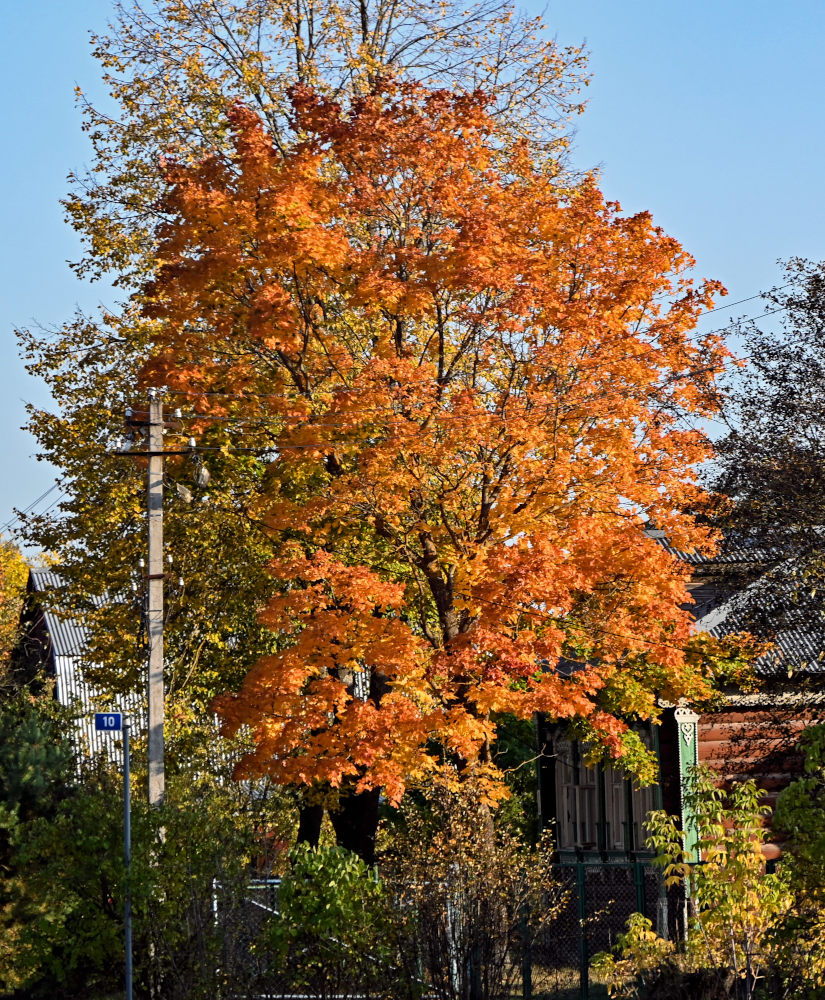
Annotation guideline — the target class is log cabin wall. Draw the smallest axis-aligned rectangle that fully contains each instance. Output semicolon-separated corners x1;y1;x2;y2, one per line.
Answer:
697;701;825;812
677;545;825;843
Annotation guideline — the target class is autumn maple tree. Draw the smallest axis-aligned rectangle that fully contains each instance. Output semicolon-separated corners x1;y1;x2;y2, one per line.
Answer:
18;0;587;750
134;80;750;857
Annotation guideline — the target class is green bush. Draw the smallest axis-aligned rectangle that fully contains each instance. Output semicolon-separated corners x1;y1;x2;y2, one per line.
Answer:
265;842;408;1000
0;691;292;1000
771;724;825;997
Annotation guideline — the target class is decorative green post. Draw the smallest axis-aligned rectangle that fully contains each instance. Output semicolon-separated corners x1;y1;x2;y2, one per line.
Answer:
634;860;645;916
674;705;700;861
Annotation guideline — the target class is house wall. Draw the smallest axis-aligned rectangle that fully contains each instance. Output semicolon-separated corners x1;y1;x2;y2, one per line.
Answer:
15;570;144;769
697;705;823;809
692;701;825;860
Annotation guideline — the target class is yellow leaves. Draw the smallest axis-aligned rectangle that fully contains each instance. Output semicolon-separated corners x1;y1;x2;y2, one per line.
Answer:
0;537;28;673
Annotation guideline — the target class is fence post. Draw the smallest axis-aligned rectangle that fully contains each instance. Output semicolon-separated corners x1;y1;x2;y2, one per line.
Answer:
470;920;482;1000
656;871;669;939
634;861;645;917
576;862;588;1000
470;949;482;1000
520;903;532;1000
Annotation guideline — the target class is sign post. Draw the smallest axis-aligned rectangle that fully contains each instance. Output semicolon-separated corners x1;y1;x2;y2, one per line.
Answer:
95;713;132;1000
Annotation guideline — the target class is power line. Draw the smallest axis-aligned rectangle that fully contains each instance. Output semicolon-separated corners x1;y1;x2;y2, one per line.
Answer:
0;483;64;534
709;305;787;333
698;283;793;317
37;492;68;520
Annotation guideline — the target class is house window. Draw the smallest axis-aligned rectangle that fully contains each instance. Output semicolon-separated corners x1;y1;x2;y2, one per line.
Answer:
604;763;629;851
549;730;657;855
631;779;656;852
556;740;599;850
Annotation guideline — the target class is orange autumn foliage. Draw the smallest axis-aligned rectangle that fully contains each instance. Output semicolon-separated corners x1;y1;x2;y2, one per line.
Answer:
142;81;739;803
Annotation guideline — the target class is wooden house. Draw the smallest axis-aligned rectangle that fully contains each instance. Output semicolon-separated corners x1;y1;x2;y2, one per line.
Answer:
536;539;825;863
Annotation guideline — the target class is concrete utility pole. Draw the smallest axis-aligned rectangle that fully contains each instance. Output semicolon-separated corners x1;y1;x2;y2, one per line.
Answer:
147;389;165;808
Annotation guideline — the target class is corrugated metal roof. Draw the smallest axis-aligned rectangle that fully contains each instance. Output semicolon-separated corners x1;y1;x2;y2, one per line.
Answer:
693;588;825;677
644;531;825;677
27;569;144;762
29;568;91;658
660;541;781;566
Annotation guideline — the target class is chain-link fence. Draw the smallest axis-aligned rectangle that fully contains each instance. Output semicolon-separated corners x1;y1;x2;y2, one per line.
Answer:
526;861;672;999
228;862;668;1000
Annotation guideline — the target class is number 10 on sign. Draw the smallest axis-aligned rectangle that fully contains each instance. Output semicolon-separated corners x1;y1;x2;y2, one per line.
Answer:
95;713;123;731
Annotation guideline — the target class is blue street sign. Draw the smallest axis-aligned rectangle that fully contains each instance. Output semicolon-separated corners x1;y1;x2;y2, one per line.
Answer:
95;712;123;731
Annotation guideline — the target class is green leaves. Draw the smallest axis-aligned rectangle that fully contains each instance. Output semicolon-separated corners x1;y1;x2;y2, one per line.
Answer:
0;697;126;997
0;689;296;998
775;723;825;882
266;843;400;996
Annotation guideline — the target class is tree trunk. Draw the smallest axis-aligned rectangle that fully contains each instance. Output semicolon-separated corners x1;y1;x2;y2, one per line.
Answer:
296;801;323;847
329;788;381;865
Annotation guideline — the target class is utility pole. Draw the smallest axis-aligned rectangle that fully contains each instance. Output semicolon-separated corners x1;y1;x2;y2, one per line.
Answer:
119;393;190;806
147;389;165;808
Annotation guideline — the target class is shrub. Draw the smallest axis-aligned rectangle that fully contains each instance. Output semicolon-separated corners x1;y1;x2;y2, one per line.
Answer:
0;690;291;1000
383;780;566;1000
264;843;406;1000
772;724;825;996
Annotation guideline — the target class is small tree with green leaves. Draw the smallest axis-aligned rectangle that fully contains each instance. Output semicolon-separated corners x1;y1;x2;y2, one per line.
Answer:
594;767;792;999
264;843;406;1000
0;688;295;1000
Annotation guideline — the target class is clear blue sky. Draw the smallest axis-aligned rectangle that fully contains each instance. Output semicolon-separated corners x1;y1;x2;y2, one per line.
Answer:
2;1;824;535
